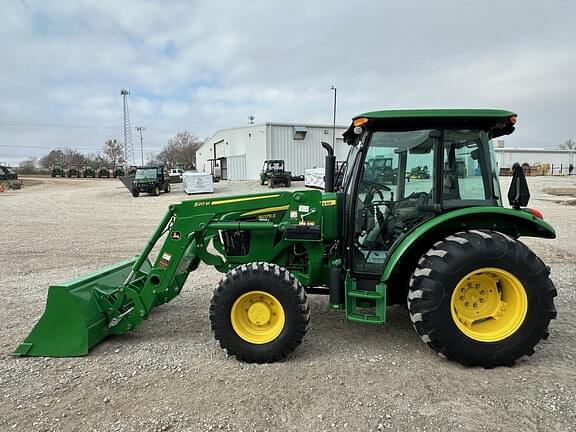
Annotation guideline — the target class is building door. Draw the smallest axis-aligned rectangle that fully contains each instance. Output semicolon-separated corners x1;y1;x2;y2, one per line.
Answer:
219;158;228;180
227;155;247;180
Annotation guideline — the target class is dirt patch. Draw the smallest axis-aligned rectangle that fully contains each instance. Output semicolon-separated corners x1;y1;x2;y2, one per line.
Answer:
543;187;576;197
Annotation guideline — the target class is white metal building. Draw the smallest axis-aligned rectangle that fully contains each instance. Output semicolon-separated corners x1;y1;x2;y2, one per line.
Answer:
494;148;575;172
196;123;348;181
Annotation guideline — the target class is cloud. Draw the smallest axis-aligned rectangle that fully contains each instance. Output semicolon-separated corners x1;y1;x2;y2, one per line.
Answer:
1;0;575;165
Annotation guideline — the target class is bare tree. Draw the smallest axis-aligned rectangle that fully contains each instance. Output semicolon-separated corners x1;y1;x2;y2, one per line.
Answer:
39;150;65;169
63;149;87;165
18;158;39;174
103;139;124;167
155;131;202;169
559;138;576;150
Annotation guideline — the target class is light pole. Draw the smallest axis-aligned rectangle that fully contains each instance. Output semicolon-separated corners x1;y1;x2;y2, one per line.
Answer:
135;126;145;166
330;86;337;149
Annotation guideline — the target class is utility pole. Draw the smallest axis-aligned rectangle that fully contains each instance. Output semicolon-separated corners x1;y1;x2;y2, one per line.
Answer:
330;85;337;149
120;89;134;166
135;126;145;166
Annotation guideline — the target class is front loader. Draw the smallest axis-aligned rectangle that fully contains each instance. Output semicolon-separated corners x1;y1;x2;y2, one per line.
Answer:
15;109;557;368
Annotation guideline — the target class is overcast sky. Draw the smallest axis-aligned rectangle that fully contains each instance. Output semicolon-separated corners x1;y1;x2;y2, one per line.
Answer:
1;0;575;165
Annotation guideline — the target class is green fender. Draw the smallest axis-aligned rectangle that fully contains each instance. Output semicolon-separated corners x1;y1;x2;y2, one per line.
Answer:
381;207;555;282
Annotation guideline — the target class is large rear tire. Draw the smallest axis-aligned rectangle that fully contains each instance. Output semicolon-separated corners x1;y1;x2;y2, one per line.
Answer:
165;182;171;193
210;262;310;363
408;230;556;368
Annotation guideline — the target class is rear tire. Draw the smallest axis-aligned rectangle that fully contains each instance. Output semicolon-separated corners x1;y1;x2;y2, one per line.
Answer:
165;183;171;193
210;262;310;363
408;230;556;368
268;179;274;188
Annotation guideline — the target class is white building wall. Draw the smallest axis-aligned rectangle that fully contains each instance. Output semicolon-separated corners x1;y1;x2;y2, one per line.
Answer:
197;123;348;180
196;125;267;179
269;124;348;177
495;149;575;169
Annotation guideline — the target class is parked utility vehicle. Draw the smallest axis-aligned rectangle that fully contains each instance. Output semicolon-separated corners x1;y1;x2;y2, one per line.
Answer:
16;109;556;368
131;166;171;197
260;159;292;187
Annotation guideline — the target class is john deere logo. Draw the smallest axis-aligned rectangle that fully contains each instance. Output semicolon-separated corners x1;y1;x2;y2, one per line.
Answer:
171;231;181;240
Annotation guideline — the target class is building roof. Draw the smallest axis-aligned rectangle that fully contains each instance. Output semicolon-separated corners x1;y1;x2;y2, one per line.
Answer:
495;148;575;153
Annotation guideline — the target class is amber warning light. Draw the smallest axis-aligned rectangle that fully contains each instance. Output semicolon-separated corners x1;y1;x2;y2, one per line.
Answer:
529;208;543;219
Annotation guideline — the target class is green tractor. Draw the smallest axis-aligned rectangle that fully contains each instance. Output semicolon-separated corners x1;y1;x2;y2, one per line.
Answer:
260;159;292;188
131;166;171;197
83;164;96;178
15;109;556;368
97;166;111;178
113;166;125;178
51;163;65;178
66;165;81;178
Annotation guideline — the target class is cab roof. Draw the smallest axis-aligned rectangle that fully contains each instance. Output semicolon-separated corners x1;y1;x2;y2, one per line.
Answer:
355;108;516;120
344;108;517;141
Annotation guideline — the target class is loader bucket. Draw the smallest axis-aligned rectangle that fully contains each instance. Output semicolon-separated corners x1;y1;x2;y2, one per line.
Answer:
14;257;147;357
118;175;135;192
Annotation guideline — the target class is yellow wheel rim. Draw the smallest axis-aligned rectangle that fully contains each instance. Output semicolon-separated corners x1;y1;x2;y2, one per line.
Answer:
450;268;528;342
231;291;285;344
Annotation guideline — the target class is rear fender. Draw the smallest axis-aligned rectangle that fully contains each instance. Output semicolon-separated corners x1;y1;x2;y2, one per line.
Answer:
381;207;555;283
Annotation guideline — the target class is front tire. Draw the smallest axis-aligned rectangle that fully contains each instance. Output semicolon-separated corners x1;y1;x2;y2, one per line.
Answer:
132;189;139;197
408;230;556;368
153;186;160;196
210;263;310;363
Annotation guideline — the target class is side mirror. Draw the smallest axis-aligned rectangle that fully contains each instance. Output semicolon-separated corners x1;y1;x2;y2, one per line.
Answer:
507;163;530;208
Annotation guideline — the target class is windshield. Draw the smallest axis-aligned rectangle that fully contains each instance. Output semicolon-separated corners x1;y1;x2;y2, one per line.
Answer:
135;168;157;179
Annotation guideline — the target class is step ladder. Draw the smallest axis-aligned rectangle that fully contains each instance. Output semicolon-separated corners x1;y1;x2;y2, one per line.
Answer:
345;276;387;324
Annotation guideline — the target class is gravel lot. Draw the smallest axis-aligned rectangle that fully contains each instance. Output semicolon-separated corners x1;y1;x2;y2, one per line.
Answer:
1;176;575;432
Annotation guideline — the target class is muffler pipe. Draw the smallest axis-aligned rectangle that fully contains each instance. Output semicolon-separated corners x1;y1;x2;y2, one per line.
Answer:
321;141;336;193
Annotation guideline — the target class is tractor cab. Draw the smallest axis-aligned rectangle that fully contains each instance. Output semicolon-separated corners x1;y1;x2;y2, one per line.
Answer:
339;110;517;275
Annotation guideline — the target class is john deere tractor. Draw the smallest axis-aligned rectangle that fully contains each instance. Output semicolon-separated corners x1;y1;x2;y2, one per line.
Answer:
97;166;110;178
51;163;65;177
66;165;81;178
83;164;96;178
15;109;556;368
113;166;125;178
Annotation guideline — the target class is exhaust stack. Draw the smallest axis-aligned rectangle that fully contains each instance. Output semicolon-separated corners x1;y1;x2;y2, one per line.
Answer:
321;141;336;193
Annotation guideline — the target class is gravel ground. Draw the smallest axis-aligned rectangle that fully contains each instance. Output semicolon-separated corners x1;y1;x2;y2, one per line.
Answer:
1;175;575;432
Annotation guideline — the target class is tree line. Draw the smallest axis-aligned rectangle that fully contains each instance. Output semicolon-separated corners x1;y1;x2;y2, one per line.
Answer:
18;131;203;173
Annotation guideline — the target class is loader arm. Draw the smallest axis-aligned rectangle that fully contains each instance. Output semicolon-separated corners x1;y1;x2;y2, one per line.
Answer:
15;190;338;357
